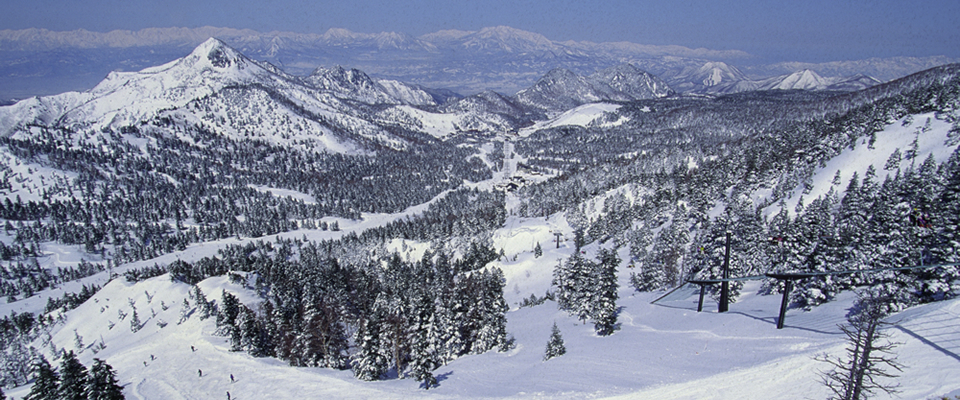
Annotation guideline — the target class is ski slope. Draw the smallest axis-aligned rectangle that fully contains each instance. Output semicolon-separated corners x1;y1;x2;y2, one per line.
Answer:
6;266;960;399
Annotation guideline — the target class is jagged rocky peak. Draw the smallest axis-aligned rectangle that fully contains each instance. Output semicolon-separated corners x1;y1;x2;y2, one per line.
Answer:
590;63;674;98
515;66;674;112
307;65;378;90
513;68;596;111
539;67;588;85
442;90;524;115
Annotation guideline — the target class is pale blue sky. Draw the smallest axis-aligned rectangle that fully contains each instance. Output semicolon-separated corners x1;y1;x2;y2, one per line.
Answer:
3;0;958;63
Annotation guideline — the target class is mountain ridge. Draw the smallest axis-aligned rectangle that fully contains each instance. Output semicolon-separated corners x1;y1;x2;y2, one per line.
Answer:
3;25;954;101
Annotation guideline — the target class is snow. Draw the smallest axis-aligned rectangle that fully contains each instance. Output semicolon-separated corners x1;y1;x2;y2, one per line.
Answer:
248;185;316;204
9;263;960;399
4;82;960;399
764;112;958;217
5;141;960;398
384;106;462;139
518;103;627;136
0;149;79;203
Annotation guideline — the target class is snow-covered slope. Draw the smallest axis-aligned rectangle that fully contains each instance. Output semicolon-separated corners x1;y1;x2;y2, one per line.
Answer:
518;103;628;136
0;39;513;151
763;111;958;217
7;248;960;399
665;61;750;93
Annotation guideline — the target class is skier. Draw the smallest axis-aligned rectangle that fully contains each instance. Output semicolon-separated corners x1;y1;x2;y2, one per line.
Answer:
230;374;235;383
226;391;231;400
191;345;196;352
198;369;203;377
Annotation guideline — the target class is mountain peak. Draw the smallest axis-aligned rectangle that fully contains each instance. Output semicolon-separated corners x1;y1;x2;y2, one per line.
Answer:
462;26;556;52
190;37;244;69
767;69;829;90
516;65;672;111
322;27;359;40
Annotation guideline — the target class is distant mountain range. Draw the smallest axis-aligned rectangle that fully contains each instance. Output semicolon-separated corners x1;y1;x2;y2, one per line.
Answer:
0;25;957;102
0;39;691;152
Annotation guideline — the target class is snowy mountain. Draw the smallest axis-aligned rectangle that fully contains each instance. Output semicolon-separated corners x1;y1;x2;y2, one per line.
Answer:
667;65;883;95
302;65;440;106
664;61;750;93
458;26;561;54
1;34;960;400
3;26;950;101
514;64;673;112
0;39;487;151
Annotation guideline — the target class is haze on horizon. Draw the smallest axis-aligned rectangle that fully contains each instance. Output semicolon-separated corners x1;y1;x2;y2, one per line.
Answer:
3;0;959;64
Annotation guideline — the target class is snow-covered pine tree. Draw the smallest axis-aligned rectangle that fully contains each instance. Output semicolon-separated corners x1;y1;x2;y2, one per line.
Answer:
73;329;83;352
217;290;240;336
543;322;566;361
86;358;124;400
593;248;619;336
351;311;389;381
58;350;88;400
129;307;141;333
193;286;214;320
836;172;873;284
534;242;543;258
473;268;510;353
231;306;257;352
884;148;902;171
641;211;689;290
430;253;465;363
553;251;596;322
178;298;191;324
928;148;960;298
295;301;348;369
408;288;438;389
790;194;844;309
934;147;960;263
24;355;58;400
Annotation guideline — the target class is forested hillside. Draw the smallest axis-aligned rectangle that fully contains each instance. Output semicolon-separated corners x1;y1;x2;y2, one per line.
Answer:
0;41;958;398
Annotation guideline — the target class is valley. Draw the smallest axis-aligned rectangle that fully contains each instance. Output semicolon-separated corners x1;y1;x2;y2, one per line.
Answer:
0;39;959;399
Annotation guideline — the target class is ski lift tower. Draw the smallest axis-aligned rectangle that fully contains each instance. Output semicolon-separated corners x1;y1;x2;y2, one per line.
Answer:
551;231;564;249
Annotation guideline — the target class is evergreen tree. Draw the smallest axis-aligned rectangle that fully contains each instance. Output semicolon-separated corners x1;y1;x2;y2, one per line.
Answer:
884;148;902;171
86;358;124;400
58;351;88;400
472;268;510;353
129;307;141;333
534;242;543;258
791;194;844;309
217;290;241;336
295;301;348;369
193;286;214;320
177;298;192;325
929;148;960;296
24;355;58;400
593;248;620;336
553;252;595;322
543;322;566;361
351;312;388;381
641;213;689;290
408;288;438;389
